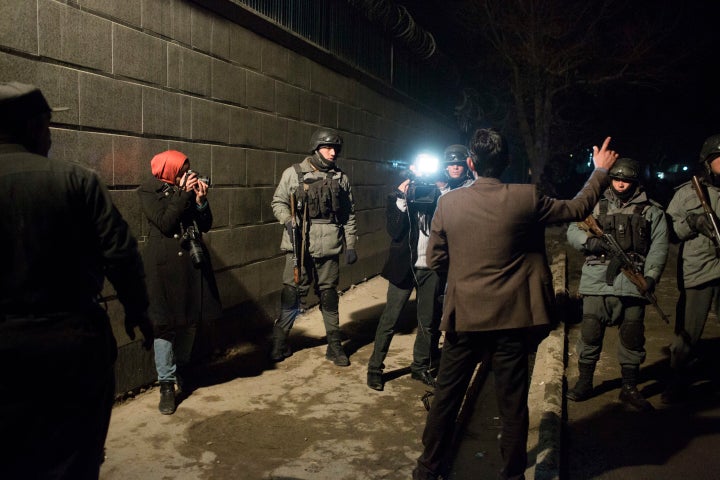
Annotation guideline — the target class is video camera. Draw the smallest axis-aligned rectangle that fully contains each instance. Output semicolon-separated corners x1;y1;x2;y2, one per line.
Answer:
405;152;443;205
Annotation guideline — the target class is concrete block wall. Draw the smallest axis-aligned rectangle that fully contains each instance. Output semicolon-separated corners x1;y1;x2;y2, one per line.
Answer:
0;0;456;392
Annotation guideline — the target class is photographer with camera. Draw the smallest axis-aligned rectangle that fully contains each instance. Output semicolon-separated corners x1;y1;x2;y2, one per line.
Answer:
366;145;473;391
137;150;222;415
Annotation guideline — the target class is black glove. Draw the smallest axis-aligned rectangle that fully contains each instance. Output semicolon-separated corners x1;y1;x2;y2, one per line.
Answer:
686;213;715;239
285;220;294;237
345;249;358;265
584;236;607;254
125;313;154;351
642;276;656;294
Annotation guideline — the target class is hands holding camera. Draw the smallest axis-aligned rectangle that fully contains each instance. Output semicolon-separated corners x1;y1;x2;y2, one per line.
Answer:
181;170;209;205
397;178;411;197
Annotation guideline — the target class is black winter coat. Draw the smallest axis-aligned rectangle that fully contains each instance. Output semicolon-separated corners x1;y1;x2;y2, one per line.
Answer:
380;194;435;289
137;177;222;333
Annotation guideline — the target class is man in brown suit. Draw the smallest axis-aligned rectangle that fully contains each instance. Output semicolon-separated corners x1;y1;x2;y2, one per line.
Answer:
412;128;619;480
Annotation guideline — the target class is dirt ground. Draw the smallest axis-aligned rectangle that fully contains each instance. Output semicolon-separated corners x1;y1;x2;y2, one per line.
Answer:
100;277;436;480
99;225;569;480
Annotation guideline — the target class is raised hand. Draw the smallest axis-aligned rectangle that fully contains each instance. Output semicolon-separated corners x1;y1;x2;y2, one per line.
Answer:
592;136;619;171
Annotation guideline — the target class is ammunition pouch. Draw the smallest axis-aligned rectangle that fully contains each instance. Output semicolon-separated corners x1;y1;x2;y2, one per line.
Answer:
598;201;651;255
293;164;345;222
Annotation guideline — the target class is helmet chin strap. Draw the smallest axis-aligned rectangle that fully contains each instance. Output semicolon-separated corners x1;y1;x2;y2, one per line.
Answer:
446;175;466;188
310;151;333;171
702;163;720;187
611;183;637;202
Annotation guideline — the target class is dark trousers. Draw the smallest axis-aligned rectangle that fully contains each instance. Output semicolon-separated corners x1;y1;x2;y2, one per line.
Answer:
368;268;442;375
0;309;117;480
416;329;530;480
278;253;340;334
671;280;720;370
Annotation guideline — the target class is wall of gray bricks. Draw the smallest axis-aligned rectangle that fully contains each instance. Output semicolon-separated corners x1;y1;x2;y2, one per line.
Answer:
0;0;456;393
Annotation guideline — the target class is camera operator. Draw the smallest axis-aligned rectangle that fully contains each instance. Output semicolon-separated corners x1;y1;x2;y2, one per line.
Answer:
366;145;473;391
137;150;222;415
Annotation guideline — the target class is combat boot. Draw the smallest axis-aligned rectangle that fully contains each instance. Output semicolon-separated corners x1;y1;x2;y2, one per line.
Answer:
619;366;654;411
567;362;595;402
158;381;176;415
325;332;350;367
270;324;292;362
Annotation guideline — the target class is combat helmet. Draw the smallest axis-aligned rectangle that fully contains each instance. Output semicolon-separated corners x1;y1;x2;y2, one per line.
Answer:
609;157;641;182
310;128;343;156
443;144;470;164
699;134;720;164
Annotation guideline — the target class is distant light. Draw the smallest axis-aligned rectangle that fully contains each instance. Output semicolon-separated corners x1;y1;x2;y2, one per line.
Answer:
682;165;688;171
657;172;665;180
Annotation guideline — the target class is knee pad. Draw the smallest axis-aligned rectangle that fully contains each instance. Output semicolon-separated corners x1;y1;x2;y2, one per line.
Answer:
281;286;299;310
320;289;339;313
580;314;603;346
620;321;644;352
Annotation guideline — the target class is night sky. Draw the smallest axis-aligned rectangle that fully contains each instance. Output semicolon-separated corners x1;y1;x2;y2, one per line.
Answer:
393;0;720;176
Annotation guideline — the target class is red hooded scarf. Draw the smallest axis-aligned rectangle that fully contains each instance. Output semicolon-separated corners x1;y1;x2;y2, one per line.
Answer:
151;150;188;185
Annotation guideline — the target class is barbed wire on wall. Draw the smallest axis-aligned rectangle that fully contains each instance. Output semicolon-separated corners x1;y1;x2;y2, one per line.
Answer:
348;0;437;60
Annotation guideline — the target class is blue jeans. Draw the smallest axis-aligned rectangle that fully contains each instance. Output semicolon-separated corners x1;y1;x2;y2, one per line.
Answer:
154;326;197;383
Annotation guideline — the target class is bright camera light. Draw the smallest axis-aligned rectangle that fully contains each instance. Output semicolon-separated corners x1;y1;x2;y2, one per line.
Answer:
414;153;439;175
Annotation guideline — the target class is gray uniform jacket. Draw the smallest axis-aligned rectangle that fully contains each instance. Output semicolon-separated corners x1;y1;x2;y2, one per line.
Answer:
427;169;609;333
567;188;668;297
271;157;357;258
667;179;720;288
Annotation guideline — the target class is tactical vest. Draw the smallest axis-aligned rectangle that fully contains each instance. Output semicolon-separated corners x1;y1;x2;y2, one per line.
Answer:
597;198;651;256
293;164;344;223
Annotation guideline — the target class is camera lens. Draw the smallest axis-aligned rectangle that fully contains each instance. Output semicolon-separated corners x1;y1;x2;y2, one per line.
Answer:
188;240;205;268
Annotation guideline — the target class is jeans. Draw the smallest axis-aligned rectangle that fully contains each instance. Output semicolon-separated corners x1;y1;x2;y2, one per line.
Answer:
154;326;197;383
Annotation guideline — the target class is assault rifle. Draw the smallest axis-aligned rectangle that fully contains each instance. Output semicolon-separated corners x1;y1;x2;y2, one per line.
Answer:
690;175;720;257
580;215;670;324
289;192;300;284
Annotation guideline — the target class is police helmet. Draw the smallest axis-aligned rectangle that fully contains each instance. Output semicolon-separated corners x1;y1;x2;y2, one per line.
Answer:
444;144;470;164
699;134;720;164
310;128;343;155
609;157;641;182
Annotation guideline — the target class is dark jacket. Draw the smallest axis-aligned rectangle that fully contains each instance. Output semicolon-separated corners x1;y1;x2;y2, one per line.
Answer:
428;169;609;332
137;176;221;333
0;143;148;319
380;194;435;289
